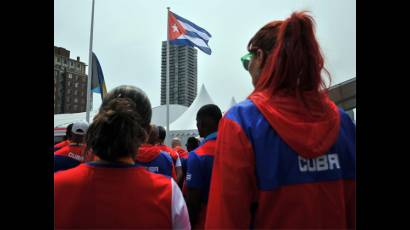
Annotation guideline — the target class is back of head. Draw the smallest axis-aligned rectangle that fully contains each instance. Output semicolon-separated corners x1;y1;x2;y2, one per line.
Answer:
157;126;166;143
65;123;73;140
186;136;199;152
171;137;182;148
249;11;329;104
147;124;159;145
196;104;222;137
100;85;152;126
87;86;152;162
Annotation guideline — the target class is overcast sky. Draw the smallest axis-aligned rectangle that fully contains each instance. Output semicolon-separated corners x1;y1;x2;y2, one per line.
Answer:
54;0;355;111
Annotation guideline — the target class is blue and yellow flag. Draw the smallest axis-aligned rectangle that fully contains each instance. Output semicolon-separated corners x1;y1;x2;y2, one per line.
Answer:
91;52;107;99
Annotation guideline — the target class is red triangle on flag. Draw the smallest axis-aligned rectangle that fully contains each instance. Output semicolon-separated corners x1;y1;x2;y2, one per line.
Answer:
168;12;186;40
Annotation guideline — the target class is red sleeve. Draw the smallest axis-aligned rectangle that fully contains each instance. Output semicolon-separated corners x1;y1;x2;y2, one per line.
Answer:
54;146;69;156
205;117;258;229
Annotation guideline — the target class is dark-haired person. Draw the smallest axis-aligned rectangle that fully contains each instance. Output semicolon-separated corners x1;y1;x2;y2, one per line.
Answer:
54;121;88;172
54;85;190;229
157;125;184;184
205;12;356;229
186;104;222;228
54;123;73;151
136;124;177;179
186;136;200;152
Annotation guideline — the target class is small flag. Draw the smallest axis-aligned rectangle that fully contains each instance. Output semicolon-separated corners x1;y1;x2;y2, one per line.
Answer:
91;52;107;99
168;11;212;55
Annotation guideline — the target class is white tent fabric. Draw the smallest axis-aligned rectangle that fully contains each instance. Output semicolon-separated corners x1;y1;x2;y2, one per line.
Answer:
151;104;188;127
54;110;98;128
170;84;215;131
54;104;188;129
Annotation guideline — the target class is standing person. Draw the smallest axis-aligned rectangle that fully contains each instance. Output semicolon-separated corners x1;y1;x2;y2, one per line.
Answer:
172;137;189;188
186;136;200;152
186;104;222;229
136;124;177;179
54;121;88;172
157;125;184;184
205;12;356;229
54;123;73;151
54;85;190;229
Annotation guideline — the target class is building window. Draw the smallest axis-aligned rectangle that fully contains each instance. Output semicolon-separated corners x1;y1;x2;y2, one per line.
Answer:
67;81;71;87
70;61;73;66
68;74;72;79
74;90;78;95
74;98;78;103
77;63;80;68
57;57;61;62
75;82;79;88
64;59;67;64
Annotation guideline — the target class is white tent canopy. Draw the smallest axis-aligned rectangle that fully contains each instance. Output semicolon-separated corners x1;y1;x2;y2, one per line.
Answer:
54;110;98;128
151;104;188;127
170;84;215;131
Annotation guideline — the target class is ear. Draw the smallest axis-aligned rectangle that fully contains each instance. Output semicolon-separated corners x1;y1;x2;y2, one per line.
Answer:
256;49;264;62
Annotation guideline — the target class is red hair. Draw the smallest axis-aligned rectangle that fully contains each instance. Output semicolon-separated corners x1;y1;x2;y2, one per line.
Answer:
249;11;331;106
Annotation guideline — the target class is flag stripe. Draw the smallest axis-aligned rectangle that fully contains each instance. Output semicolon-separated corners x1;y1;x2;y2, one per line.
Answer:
172;12;211;38
178;20;211;41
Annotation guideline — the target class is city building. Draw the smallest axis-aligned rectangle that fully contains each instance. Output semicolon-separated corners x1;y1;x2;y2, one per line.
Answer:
160;41;197;107
54;46;88;114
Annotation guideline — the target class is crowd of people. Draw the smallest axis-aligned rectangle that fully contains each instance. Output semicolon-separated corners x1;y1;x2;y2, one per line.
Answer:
54;11;355;229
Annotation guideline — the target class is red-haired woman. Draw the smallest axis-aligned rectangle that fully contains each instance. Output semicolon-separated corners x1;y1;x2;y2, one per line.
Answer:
206;12;355;229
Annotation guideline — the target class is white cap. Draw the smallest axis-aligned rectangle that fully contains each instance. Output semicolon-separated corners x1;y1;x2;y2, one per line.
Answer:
71;121;89;135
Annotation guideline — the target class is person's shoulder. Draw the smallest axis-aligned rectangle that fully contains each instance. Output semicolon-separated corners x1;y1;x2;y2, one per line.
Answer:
54;145;70;156
159;151;173;162
224;99;262;126
140;166;173;186
54;164;88;184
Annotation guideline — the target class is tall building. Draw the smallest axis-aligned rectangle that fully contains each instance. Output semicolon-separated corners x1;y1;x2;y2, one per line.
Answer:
54;46;88;114
161;41;198;107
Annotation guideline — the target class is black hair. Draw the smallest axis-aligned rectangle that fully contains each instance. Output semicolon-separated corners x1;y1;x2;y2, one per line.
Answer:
196;104;222;124
186;136;200;152
65;123;73;140
86;85;152;162
157;126;166;142
147;124;158;145
100;85;151;128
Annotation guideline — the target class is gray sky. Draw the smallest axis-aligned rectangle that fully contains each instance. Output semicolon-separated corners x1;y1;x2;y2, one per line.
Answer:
54;0;355;111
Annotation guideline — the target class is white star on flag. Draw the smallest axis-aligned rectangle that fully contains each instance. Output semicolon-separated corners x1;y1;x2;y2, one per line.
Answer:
172;24;179;33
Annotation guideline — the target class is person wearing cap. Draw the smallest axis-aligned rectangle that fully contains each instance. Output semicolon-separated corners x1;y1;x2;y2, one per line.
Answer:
54;121;89;173
54;123;73;152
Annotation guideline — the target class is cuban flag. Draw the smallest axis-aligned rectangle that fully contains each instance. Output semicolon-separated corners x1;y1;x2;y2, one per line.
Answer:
168;11;212;55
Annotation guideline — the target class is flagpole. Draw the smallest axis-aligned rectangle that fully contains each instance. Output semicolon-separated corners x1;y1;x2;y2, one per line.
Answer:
166;7;170;146
86;0;95;123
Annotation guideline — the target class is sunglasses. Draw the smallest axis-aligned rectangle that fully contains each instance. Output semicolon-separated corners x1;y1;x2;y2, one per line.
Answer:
240;52;254;71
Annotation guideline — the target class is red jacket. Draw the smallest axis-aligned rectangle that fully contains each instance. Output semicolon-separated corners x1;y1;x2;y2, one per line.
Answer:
205;91;356;229
54;163;190;229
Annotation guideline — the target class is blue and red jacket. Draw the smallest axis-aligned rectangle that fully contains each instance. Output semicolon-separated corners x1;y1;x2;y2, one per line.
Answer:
54;140;70;152
157;144;180;162
186;132;217;228
54;162;190;229
205;92;356;229
136;144;177;180
54;143;85;173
